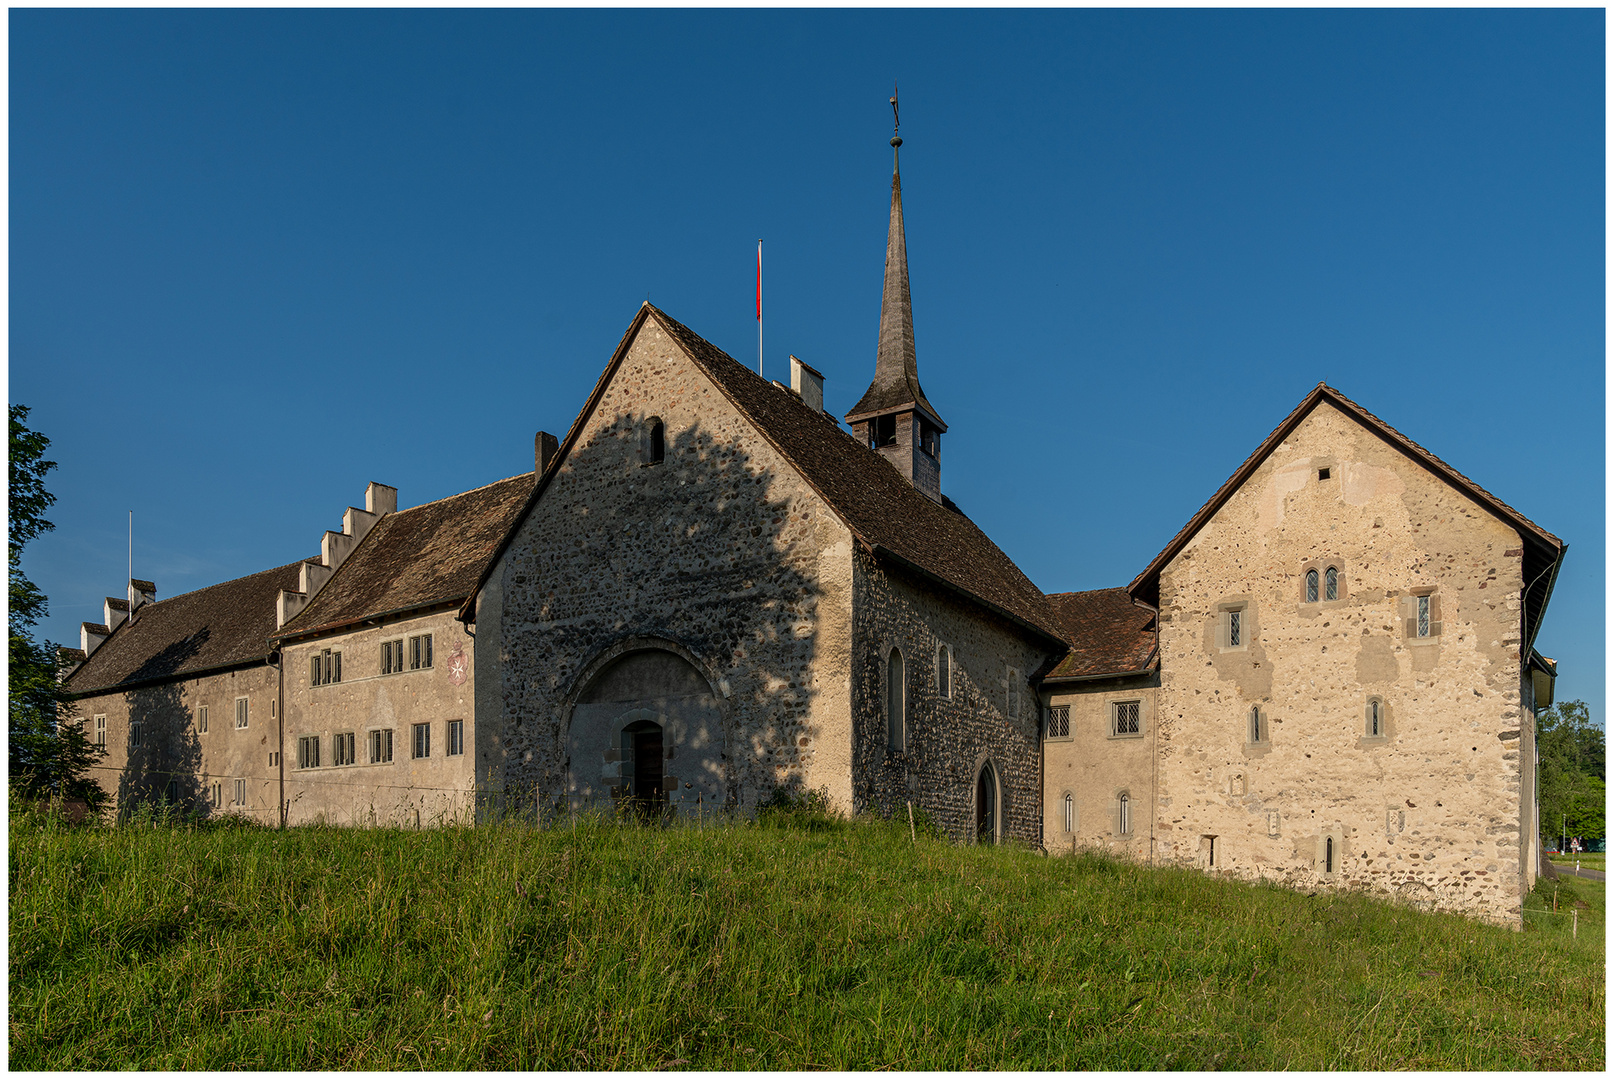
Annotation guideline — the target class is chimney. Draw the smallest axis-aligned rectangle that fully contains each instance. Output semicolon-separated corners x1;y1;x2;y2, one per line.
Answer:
128;578;157;613
365;482;398;515
535;430;559;477
790;356;825;415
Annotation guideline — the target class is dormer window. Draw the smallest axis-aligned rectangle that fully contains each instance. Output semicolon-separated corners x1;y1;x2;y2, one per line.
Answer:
871;415;897;449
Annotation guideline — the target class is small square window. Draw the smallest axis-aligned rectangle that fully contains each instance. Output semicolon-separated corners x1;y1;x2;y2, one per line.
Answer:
1047;704;1070;739
448;719;464;757
1318;468;1331;481
1112;700;1141;737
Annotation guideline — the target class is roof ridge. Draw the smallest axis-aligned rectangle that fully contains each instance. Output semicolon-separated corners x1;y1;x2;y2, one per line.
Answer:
132;557;312;610
387;470;534;517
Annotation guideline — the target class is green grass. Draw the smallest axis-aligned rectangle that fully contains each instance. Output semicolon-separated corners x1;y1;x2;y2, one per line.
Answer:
1550;852;1606;874
10;805;1604;1070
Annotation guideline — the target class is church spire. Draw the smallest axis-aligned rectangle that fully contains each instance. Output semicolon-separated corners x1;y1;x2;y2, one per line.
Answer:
846;89;947;504
846;87;946;433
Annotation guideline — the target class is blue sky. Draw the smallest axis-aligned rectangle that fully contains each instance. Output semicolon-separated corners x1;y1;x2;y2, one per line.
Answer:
11;10;1604;717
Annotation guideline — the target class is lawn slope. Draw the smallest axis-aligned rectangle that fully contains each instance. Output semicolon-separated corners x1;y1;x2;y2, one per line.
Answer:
9;808;1604;1069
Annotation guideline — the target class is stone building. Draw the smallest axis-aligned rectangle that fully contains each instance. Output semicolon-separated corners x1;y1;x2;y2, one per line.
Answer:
57;133;1564;924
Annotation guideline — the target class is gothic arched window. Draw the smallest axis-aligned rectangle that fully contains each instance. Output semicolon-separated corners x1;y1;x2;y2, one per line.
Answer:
1325;566;1339;602
887;649;906;752
1306;569;1319;603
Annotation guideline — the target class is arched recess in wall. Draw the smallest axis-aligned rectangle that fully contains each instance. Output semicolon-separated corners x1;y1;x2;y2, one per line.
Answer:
975;759;999;844
562;637;726;811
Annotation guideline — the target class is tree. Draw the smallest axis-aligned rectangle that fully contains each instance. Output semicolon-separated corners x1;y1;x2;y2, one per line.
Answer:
9;404;106;809
1536;699;1604;846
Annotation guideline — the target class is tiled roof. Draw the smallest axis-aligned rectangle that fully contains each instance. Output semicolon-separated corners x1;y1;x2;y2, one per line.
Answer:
64;561;305;696
1128;383;1566;653
1042;588;1157;681
275;472;533;640
463;304;1064;644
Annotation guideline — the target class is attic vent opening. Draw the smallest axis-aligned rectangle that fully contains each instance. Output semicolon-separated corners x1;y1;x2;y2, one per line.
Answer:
1318;467;1331;481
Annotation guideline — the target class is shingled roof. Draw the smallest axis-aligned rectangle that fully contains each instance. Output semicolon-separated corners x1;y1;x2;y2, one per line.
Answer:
64;561;305;696
462;304;1064;644
1042;588;1158;682
1128;383;1566;653
274;472;533;641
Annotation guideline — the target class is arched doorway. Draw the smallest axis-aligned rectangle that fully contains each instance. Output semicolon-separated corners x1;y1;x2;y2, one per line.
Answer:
621;717;666;816
976;761;998;844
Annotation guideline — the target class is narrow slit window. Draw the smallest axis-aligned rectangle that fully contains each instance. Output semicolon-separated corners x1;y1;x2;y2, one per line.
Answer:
1417;595;1430;637
130;719;142;748
936;645;951;700
1117;792;1132;835
887;649;906;752
197;706;208;733
1063;793;1075;834
1325;835;1335;874
1367;699;1382;737
1228;609;1242;647
648;419;665;463
1249;706;1264;744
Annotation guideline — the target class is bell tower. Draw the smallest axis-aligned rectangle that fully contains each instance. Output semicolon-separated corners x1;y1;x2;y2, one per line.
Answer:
845;89;947;504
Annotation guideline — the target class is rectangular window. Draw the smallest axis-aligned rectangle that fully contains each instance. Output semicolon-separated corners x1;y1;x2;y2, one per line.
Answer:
334;732;356;766
370;728;394;764
448;719;464;756
234;779;247;806
409;634;433;670
94;715;106;747
269;751;279;768
1047;704;1071;739
297;735;320;769
1112;701;1141;736
210;781;222;807
270;699;277;720
235;697;249;729
1227;609;1242;647
412;722;430;759
1417;595;1430;637
937;645;951;700
382;639;403;674
129;719;142;748
311;649;342;686
197;705;208;733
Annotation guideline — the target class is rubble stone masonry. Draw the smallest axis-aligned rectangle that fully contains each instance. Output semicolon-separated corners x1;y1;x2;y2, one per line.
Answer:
1153;403;1530;926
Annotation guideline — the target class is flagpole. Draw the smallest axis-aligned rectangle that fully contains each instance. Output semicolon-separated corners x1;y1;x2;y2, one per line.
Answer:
756;239;763;376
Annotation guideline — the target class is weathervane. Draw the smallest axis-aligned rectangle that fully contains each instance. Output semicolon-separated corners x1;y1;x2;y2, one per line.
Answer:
890;83;902;150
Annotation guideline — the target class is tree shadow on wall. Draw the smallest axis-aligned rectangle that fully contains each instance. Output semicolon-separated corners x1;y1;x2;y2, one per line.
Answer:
502;407;830;815
117;635;207;817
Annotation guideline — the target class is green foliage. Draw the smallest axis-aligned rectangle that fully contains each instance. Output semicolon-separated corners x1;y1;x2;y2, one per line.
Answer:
8;815;1603;1070
8;405;106;809
1537;700;1605;845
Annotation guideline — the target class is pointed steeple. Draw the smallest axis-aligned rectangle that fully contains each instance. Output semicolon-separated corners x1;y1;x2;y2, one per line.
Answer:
846;104;946;432
846;90;948;504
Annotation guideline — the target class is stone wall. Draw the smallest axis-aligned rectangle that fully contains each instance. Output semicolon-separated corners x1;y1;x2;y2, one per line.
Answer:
851;549;1047;843
1153;402;1529;925
69;662;281;823
477;319;856;816
1042;674;1159;859
281;607;477;827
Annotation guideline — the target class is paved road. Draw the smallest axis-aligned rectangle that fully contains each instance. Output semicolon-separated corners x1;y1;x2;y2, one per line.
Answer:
1551;863;1606;882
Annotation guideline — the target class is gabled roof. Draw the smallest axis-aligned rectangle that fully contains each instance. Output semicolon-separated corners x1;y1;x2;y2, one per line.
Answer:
273;471;533;642
64;561;305;696
1042;588;1158;682
461;303;1064;645
1128;383;1565;652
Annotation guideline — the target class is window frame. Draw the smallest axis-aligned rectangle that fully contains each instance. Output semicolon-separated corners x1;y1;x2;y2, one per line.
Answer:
412;722;431;760
369;728;394;764
1305;569;1319;603
936;643;952;701
1116;790;1133;836
1110;699;1142;739
409;634;433;671
94;714;106;747
129;717;142;748
1062;791;1076;834
886;648;906;753
447;719;464;757
297;735;320;770
234;778;247;807
1324;566;1339;602
1247;705;1268;746
197;705;208;733
235;696;249;730
381;639;404;675
1046;703;1071;741
333;731;356;767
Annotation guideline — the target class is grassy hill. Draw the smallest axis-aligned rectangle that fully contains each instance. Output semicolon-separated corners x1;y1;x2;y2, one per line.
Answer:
9;803;1604;1070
